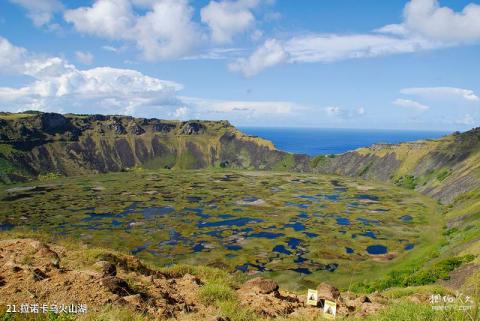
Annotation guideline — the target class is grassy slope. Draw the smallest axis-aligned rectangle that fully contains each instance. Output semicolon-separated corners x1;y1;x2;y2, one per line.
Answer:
314;129;480;203
0;230;477;321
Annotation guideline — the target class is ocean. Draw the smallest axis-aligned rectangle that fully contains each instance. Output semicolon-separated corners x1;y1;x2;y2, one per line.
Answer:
238;127;451;156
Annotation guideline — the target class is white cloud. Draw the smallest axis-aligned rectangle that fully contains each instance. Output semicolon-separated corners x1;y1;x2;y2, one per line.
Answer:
171;106;189;119
284;33;439;64
229;30;443;76
228;39;287;76
393;98;430;110
102;45;120;53
324;106;366;119
0;37;183;115
0;36;308;124
9;0;63;26
403;0;480;43
456;114;475;126
75;51;94;65
400;87;479;102
182;96;296;116
0;36;27;73
182;47;247;60
64;0;202;60
201;0;259;44
229;0;480;76
64;0;134;39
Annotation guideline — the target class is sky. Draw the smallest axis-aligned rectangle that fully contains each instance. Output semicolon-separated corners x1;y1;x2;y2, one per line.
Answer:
0;0;479;130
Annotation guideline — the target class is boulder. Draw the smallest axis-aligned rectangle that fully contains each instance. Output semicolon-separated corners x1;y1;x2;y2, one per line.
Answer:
316;283;340;301
241;277;279;294
129;124;145;135
181;122;205;135
31;268;48;281
152;123;176;133
110;122;126;135
101;276;133;296
94;261;117;277
123;294;142;307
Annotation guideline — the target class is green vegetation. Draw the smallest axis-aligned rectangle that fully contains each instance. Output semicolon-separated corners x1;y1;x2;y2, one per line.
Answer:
38;173;64;181
352;255;475;292
0;169;442;290
356;300;476;321
199;282;236;304
394;175;417;190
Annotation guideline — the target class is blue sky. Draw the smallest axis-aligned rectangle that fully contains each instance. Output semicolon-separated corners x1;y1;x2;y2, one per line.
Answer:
0;0;479;130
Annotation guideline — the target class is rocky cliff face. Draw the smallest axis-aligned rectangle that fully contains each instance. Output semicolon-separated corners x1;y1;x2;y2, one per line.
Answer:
313;128;480;203
0;112;310;183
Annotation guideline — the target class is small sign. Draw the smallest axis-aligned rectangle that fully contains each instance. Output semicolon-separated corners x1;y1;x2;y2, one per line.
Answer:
306;289;318;306
323;299;337;319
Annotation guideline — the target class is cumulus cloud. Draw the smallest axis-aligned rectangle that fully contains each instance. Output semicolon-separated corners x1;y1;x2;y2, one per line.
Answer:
75;51;94;65
9;0;63;26
400;87;479;102
403;0;480;43
228;39;287;76
0;37;27;73
0;37;183;115
230;0;480;76
393;98;430;110
0;36;307;124
64;0;202;60
201;0;259;44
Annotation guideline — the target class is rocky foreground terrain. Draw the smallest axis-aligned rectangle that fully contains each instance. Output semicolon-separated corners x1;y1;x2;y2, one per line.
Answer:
0;238;419;320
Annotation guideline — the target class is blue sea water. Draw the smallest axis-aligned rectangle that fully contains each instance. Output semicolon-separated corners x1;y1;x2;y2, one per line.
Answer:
239;127;450;156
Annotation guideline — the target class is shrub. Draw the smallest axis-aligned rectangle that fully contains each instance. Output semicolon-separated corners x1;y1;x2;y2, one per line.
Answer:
394;175;417;189
198;282;236;305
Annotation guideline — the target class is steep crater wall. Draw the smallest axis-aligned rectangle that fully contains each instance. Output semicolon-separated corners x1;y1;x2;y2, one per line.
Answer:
0;112;310;183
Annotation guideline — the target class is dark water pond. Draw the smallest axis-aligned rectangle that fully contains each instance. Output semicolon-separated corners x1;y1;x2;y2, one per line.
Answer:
359;231;377;239
291;268;311;274
336;217;350;226
287;238;301;249
0;223;15;231
357;217;380;226
273;244;292;255
367;245;388;255
283;222;306;231
357;194;379;201
198;217;263;228
143;206;175;219
249;232;284;239
304;232;318;238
